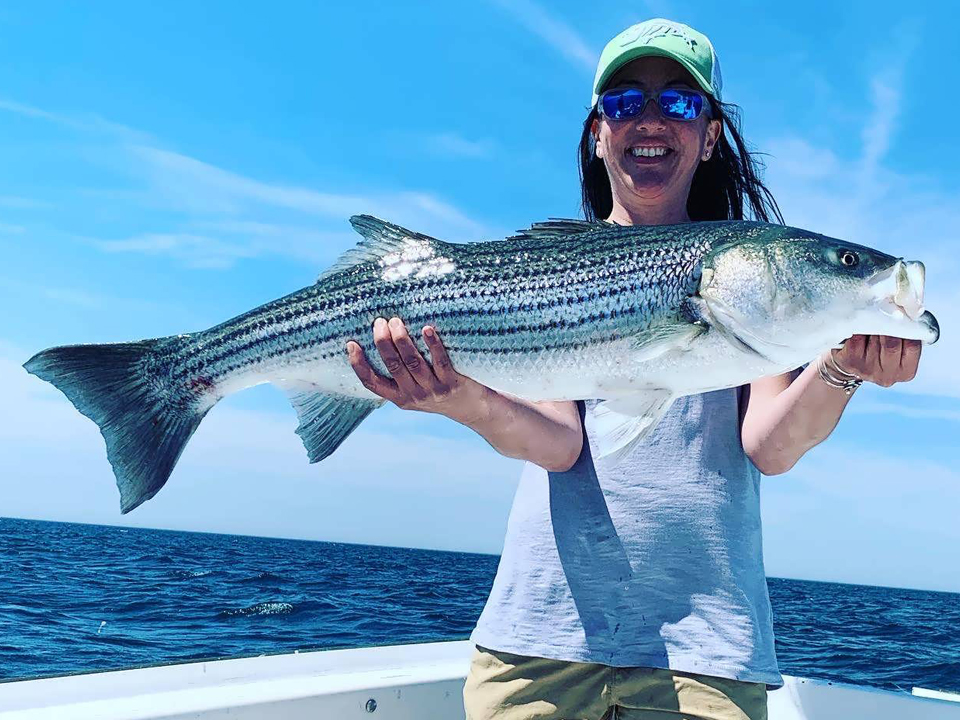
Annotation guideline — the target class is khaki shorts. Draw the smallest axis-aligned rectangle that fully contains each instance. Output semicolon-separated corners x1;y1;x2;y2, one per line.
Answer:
463;646;767;720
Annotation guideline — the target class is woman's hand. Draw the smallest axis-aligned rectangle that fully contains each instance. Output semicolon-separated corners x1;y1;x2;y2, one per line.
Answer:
832;334;922;388
346;316;581;470
346;317;489;424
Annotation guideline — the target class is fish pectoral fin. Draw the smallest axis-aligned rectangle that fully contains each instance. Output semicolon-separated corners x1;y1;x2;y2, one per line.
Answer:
630;323;705;362
278;381;384;463
685;296;770;361
591;390;674;466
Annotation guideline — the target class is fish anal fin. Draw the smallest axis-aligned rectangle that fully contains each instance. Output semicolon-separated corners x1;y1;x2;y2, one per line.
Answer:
280;381;384;462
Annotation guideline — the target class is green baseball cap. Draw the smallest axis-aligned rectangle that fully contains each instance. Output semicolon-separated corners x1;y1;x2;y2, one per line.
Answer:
591;19;723;106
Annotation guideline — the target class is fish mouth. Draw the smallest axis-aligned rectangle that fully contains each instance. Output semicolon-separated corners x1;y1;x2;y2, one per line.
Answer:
919;310;940;344
869;259;939;344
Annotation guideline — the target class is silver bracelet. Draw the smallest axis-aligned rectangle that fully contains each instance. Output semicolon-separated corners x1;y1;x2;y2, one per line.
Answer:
816;351;863;395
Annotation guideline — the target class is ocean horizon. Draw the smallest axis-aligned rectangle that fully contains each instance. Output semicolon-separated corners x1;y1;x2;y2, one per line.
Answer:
2;516;958;694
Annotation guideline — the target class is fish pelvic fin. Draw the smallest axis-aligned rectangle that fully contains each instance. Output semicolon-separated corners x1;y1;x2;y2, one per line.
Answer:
23;337;211;514
590;390;674;466
279;381;384;462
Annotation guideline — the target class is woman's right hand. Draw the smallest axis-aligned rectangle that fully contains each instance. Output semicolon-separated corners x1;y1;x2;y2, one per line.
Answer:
346;317;491;425
347;316;583;472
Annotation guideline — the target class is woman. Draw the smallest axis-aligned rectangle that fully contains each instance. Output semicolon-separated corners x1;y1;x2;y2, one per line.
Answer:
345;18;922;720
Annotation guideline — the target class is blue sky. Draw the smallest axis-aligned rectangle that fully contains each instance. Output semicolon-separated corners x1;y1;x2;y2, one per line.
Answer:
1;1;958;593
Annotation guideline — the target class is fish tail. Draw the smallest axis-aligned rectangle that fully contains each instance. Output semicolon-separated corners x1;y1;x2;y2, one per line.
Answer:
23;336;213;513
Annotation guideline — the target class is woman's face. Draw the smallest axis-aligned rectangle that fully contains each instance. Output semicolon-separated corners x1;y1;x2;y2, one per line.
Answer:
593;56;722;217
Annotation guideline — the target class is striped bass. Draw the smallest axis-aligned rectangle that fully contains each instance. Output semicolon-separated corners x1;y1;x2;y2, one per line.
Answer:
24;215;940;512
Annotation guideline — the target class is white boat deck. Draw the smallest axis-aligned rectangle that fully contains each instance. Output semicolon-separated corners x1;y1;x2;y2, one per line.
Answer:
0;640;957;719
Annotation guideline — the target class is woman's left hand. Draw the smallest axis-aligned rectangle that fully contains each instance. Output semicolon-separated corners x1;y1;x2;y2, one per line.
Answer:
832;334;922;388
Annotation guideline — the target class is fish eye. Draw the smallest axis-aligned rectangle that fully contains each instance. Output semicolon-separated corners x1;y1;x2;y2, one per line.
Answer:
838;249;859;268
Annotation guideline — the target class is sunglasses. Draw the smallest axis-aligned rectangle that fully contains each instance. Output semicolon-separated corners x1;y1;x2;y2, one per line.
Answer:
598;87;711;122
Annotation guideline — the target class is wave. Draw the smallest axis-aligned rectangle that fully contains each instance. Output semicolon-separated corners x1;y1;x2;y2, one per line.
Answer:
238;571;285;584
172;569;214;579
218;602;296;618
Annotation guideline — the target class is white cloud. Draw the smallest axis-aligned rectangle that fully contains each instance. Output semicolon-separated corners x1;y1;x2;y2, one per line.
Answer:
0;98;496;270
126;146;491;239
0;97;153;143
0;277;167;313
0;98;64;123
38;287;109;309
0;195;50;209
488;0;597;73
427;132;496;159
94;232;260;270
188;220;357;264
112;145;496;255
128;146;363;217
848;397;960;423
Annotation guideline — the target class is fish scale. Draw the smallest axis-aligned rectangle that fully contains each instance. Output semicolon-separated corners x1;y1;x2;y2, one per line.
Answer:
178;224;713;390
23;214;939;513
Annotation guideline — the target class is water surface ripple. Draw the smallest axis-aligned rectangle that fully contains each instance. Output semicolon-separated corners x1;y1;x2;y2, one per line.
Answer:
1;518;957;694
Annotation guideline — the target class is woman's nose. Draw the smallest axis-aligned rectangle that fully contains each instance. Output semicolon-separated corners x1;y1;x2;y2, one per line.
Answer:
635;97;667;128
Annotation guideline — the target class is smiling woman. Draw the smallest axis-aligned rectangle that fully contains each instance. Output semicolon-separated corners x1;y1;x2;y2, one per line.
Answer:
579;53;782;227
334;17;931;720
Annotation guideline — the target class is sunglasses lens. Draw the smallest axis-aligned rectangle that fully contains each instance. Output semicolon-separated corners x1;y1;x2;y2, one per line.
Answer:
659;89;704;120
600;88;645;119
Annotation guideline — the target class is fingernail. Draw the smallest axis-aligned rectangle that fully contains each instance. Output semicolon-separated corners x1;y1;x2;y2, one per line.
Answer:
389;317;402;329
374;317;386;329
424;326;435;338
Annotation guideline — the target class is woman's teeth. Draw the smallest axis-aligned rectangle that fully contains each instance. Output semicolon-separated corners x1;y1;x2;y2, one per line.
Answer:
629;146;670;157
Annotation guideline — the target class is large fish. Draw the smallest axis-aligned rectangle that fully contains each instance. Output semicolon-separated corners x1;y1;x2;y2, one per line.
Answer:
24;215;939;512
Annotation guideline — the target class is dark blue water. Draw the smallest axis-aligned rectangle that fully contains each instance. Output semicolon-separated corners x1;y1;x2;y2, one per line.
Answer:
2;518;958;693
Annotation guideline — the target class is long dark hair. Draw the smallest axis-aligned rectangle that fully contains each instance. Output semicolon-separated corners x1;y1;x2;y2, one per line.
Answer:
578;96;783;224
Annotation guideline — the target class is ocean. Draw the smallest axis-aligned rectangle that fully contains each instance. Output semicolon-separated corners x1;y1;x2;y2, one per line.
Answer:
1;517;958;694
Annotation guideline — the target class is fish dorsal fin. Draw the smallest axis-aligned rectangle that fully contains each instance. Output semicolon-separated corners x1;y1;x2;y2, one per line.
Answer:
506;218;602;243
318;215;452;282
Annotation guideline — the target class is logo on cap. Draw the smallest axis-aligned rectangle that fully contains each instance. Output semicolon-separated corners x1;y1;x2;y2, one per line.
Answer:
618;21;700;54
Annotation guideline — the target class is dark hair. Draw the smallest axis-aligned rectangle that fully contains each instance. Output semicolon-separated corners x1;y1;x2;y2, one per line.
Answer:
578;97;783;224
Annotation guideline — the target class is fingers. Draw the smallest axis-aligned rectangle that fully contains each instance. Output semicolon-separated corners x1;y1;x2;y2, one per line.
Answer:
389;317;440;389
900;339;922;381
372;317;425;400
350;317;448;405
834;334;866;375
423;325;458;386
346;340;399;402
878;335;903;378
846;335;923;388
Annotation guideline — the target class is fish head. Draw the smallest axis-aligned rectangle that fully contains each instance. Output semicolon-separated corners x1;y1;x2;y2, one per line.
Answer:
698;228;940;362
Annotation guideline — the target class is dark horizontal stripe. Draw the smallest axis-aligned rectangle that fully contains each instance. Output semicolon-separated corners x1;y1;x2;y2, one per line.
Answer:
181;276;684;380
197;240;702;354
207;301;654;378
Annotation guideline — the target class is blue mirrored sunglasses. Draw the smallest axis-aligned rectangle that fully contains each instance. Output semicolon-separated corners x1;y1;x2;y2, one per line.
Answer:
598;87;711;122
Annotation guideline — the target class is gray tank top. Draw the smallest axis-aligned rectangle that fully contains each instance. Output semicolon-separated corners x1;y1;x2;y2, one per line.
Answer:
471;388;782;687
